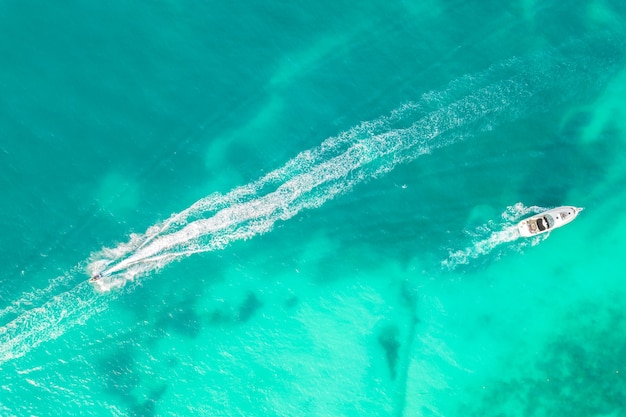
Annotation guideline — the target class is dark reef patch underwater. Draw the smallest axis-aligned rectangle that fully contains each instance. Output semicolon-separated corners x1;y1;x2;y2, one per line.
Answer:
458;297;626;416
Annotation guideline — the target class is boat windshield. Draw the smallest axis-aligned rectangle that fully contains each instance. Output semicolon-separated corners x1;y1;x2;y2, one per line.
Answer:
536;215;554;232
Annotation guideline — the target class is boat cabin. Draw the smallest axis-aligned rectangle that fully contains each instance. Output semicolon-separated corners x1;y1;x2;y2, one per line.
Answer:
528;214;555;234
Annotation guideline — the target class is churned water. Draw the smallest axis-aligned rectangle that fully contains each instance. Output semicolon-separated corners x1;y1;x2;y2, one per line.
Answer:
1;1;626;416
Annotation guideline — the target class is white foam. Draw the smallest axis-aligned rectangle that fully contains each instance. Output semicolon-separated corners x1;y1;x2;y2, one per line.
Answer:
0;280;112;364
0;263;87;324
89;63;556;288
90;36;615;285
442;203;550;269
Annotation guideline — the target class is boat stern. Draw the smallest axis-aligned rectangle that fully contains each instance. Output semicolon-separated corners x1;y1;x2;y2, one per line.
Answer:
517;219;534;237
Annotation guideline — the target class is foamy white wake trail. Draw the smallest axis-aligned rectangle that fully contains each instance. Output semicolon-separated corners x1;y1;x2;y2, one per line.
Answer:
0;280;111;364
88;43;608;290
0;264;87;324
443;226;522;269
442;203;550;269
91;85;526;288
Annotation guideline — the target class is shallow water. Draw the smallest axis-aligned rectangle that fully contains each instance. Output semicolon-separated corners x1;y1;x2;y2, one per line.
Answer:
1;1;626;415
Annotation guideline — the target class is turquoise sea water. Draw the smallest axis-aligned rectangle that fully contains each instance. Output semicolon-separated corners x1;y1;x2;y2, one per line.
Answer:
2;1;626;415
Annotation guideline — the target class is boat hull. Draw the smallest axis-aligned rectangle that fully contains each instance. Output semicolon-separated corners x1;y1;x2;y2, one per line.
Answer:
517;206;583;237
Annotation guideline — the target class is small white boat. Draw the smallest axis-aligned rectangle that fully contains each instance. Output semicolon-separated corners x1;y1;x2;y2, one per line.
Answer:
517;206;583;237
89;273;103;283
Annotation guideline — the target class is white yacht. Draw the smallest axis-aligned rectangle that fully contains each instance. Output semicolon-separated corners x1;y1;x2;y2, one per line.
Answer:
517;206;583;237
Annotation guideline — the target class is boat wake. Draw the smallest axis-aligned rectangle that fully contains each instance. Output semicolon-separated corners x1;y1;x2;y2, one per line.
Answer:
0;276;113;365
442;203;551;270
88;41;605;291
0;264;87;325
